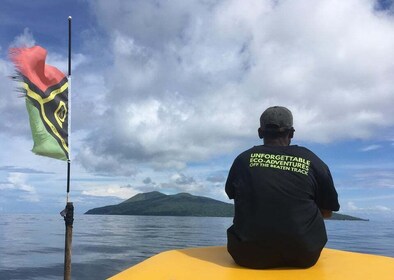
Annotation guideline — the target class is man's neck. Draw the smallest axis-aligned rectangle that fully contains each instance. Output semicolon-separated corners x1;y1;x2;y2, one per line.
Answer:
263;137;290;146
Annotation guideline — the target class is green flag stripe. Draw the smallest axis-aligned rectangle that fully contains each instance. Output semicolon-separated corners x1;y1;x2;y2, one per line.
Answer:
26;99;68;160
22;80;69;157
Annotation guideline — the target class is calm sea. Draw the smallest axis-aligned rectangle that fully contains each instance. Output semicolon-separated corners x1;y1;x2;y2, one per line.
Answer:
0;214;393;280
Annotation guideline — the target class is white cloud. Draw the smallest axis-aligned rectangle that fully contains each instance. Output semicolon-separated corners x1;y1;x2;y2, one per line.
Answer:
72;0;394;174
7;173;34;192
361;144;382;152
0;173;39;202
9;28;35;48
81;184;138;199
374;205;391;211
347;201;391;212
352;169;394;188
0;55;30;136
6;1;394;177
0;173;32;192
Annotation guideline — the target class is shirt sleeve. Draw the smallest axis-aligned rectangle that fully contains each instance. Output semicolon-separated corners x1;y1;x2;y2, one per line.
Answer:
225;159;237;199
225;154;251;200
315;165;340;211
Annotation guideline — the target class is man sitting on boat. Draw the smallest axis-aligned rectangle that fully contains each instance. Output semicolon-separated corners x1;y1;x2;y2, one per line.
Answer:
225;106;340;269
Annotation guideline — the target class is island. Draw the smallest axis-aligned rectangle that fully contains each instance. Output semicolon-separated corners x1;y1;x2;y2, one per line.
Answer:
85;191;233;217
85;191;367;220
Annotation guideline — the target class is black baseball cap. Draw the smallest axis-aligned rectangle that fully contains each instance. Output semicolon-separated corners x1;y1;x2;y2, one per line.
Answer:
260;106;293;132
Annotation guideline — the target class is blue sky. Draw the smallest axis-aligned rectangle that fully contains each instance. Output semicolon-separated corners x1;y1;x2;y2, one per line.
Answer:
0;0;393;220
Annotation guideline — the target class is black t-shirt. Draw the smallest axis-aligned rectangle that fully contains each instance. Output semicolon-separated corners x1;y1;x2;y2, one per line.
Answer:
226;145;340;252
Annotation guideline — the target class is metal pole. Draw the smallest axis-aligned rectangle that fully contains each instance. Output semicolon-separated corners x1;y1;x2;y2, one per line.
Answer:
68;16;72;78
63;16;73;280
67;15;72;200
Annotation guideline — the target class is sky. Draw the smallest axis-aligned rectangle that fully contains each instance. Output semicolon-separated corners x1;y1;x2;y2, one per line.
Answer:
0;0;393;220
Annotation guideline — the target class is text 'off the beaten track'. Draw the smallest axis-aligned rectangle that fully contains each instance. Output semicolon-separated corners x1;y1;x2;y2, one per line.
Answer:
249;153;310;175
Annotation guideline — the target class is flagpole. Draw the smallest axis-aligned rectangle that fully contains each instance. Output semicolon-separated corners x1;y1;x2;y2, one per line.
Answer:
67;14;72;202
63;15;74;280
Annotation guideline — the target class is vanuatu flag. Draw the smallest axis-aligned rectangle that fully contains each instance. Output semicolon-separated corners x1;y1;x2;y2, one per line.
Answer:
10;46;69;161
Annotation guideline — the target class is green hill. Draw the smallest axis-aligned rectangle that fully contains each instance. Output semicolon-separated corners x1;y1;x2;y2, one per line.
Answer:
85;191;367;220
85;191;233;217
329;212;368;221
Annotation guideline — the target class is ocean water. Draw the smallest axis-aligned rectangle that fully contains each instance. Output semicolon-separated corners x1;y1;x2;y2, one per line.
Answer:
0;214;393;280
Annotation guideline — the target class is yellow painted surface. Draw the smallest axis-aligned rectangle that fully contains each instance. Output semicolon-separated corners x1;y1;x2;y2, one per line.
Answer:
108;246;394;280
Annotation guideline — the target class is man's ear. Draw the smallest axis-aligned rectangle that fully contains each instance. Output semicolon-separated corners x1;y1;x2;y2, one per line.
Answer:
289;128;294;139
258;127;264;139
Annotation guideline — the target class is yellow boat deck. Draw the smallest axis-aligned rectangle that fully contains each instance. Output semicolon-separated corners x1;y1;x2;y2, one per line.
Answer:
109;246;394;280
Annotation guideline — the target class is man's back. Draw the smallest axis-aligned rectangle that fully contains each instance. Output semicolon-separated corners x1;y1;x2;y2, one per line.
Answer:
226;106;340;269
226;145;339;254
